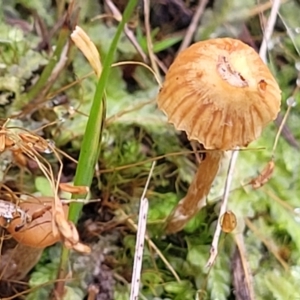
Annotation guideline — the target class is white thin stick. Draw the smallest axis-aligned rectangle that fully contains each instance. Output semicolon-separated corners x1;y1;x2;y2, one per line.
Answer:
130;162;156;300
130;197;149;300
125;215;181;282
206;149;239;268
259;0;281;63
60;198;101;204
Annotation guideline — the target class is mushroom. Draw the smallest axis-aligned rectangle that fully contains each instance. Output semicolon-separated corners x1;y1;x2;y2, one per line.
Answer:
157;38;281;233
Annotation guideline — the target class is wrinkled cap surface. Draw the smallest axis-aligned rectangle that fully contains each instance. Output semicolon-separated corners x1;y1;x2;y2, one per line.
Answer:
157;38;281;150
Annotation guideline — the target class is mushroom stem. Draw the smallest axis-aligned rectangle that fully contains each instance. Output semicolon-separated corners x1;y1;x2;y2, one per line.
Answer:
165;150;223;233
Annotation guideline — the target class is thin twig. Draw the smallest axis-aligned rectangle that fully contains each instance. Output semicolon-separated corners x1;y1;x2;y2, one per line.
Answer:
96;147;263;175
105;0;148;63
262;187;295;213
177;0;209;53
244;217;289;271
48;42;70;83
233;233;256;300
259;0;281;63
130;161;155;300
143;0;161;80
206;149;239;268
247;0;287;19
272;97;296;156
113;61;162;87
17;40;70;117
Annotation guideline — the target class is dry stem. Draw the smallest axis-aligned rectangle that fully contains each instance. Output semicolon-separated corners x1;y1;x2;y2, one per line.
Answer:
206;149;239;268
178;0;209;53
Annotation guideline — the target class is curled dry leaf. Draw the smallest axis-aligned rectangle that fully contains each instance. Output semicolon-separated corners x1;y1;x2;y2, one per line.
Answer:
51;189;90;253
0;132;5;152
250;160;275;189
11;148;28;167
55;207;91;254
0;122;53;169
19;132;52;153
55;212;79;244
71;26;102;77
6;197;69;248
19;133;40;144
73;243;91;253
59;183;89;195
5;135;15;148
64;238;91;253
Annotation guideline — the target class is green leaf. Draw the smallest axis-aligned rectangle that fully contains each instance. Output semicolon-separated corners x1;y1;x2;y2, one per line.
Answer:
63;286;84;300
186;245;209;269
208;253;231;300
153;36;182;53
164;280;193;294
264;270;300;300
35;176;54;196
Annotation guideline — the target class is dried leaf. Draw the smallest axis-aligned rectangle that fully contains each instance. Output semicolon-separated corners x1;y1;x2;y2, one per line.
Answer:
250;160;275;189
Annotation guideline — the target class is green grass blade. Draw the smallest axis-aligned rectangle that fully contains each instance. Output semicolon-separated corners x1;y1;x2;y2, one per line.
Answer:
55;0;138;296
68;0;138;223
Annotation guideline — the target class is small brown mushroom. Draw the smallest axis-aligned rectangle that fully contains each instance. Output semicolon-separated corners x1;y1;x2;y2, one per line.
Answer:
6;197;69;248
157;38;281;233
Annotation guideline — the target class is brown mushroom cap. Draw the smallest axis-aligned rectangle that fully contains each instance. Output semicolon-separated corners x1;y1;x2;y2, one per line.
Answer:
157;38;281;150
6;197;69;248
